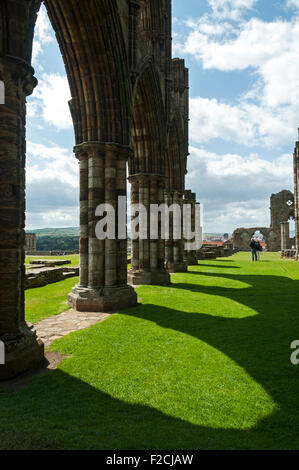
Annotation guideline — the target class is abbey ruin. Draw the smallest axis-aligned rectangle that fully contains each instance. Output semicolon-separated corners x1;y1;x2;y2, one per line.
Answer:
232;190;295;252
0;0;201;379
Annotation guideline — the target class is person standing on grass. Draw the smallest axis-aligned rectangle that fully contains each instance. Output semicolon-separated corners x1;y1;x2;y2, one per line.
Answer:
256;240;262;261
250;238;258;261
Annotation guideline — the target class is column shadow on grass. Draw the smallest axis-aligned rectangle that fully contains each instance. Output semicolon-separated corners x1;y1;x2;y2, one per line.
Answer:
122;271;299;448
1;271;299;450
197;263;240;269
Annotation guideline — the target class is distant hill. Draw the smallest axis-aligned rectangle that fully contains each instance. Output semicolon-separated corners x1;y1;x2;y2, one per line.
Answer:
26;227;79;251
27;227;79;237
204;233;223;237
204;233;231;238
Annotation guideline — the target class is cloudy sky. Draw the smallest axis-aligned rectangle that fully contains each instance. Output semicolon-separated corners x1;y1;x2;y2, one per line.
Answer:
26;0;299;233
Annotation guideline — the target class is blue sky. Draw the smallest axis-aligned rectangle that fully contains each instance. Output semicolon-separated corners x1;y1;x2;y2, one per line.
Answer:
26;0;299;232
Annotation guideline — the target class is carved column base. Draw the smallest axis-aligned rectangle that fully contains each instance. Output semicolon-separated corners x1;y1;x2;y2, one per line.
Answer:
128;269;171;286
68;285;137;312
166;262;187;273
184;254;198;266
0;323;44;381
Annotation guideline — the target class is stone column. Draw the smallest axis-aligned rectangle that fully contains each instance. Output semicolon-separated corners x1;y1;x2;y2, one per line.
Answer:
281;222;290;251
164;190;187;273
77;149;89;287
68;142;137;311
164;191;174;270
128;174;170;285
183;190;198;266
294;141;299;258
0;57;44;379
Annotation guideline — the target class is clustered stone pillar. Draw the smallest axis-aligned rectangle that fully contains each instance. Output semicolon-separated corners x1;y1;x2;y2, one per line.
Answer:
183;190;198;266
294;140;299;258
68;142;137;311
164;191;187;273
128;174;170;285
280;222;290;251
0;57;44;379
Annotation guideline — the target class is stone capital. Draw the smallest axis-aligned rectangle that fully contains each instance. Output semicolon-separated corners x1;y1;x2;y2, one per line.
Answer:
128;173;166;184
74;141;133;161
0;55;37;97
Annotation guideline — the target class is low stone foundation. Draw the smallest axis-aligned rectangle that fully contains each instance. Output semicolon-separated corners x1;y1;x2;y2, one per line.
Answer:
198;251;217;260
25;266;79;289
280;249;297;259
197;244;236;261
29;259;71;267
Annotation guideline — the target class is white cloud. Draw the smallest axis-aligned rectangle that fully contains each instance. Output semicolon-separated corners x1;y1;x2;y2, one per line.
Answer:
186;146;293;232
287;0;299;8
190;96;297;147
184;19;293;72
208;0;258;20
25;142;79;229
27;141;78;187
32;7;54;64
175;16;299;148
26;207;79;230
28;73;72;130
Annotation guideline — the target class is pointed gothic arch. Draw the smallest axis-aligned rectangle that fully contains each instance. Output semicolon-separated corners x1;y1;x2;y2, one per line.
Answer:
166;110;186;193
0;0;190;379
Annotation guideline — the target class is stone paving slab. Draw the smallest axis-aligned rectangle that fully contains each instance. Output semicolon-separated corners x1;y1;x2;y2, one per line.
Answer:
35;309;110;347
0;311;110;391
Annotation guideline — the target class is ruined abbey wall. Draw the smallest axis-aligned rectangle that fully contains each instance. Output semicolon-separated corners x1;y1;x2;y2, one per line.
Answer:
0;0;197;379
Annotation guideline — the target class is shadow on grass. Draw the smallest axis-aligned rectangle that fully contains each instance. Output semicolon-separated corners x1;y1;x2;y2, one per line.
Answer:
1;365;264;450
1;270;299;450
207;259;236;262
197;264;240;269
122;271;299;448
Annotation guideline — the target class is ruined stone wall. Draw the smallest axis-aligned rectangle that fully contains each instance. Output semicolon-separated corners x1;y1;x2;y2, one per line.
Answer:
270;190;294;230
232;190;294;252
232;227;280;252
25;233;36;252
294;139;299;257
0;0;191;378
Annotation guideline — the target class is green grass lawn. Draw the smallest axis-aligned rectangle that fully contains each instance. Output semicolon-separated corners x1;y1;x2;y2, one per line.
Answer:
25;277;79;324
2;252;299;449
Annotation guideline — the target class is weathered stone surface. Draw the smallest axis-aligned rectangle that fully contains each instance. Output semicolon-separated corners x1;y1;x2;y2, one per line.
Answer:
0;323;44;381
232;190;294;252
35;309;110;347
293;139;299;258
25;267;79;289
25;233;36;252
68;285;138;312
0;0;192;378
128;269;171;287
29;259;71;266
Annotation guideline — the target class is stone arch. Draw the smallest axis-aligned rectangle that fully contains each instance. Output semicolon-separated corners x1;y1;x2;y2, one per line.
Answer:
45;0;132;145
128;61;170;286
138;0;169;45
163;112;187;273
130;61;166;175
166;110;186;192
232;227;280;252
0;0;137;379
0;0;189;379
